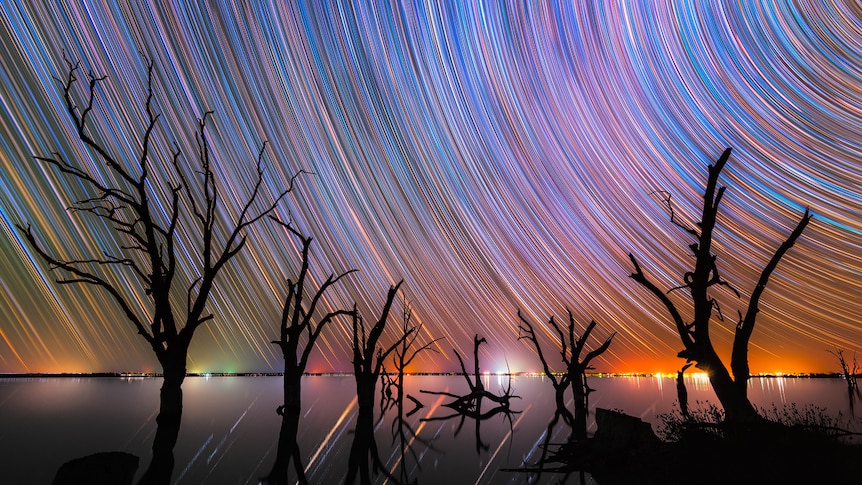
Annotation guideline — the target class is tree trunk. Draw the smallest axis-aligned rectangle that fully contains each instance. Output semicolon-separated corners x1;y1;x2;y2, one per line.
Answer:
261;340;308;485
554;384;568;415
264;407;306;485
549;380;575;430
345;406;376;485
138;351;187;485
346;373;379;485
283;366;303;415
355;373;377;412
571;374;588;441
697;354;759;422
676;372;689;418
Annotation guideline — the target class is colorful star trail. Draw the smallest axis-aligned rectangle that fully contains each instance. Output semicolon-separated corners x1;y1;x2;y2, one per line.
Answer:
0;2;860;375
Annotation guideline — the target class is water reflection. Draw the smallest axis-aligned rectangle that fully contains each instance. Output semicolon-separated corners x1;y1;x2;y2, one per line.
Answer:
260;403;307;485
419;372;519;455
0;375;857;484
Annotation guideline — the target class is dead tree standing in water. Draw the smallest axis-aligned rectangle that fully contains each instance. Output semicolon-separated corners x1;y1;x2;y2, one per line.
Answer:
829;348;859;393
381;297;441;484
828;348;860;414
518;310;615;441
629;148;811;423
263;218;356;485
420;335;519;452
19;58;294;484
346;281;410;485
423;335;518;414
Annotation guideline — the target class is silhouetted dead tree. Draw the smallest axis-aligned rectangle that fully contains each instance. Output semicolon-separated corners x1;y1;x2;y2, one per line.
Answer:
381;296;442;484
18;57;295;484
352;282;407;412
380;297;438;416
420;335;519;452
518;310;615;441
517;311;572;426
829;348;859;391
502;404;595;484
629;148;811;422
263;218;356;485
424;335;518;412
261;413;304;485
828;348;860;414
676;362;694;418
346;281;409;485
510;410;578;483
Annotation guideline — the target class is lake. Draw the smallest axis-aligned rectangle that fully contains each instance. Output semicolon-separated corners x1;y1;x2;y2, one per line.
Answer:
0;374;857;484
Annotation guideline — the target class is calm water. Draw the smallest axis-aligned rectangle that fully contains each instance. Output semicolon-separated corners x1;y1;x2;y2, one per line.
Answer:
0;375;857;484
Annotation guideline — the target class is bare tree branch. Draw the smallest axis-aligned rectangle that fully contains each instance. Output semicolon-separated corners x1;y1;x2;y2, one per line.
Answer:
18;224;153;345
731;208;812;390
23;55;299;483
628;148;810;421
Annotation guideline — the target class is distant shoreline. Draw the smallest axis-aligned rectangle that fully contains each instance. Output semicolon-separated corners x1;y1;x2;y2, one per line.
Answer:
0;371;853;379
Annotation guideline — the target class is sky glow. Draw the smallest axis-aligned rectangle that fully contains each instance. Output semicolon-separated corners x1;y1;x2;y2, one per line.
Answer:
0;2;860;374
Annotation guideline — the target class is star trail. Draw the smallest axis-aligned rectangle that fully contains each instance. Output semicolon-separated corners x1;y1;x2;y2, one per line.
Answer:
0;2;859;375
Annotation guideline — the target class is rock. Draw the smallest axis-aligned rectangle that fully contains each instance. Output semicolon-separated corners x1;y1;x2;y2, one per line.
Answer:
52;451;139;485
593;408;660;452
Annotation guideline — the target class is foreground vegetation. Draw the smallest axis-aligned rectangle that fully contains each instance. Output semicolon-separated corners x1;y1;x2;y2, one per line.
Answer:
532;402;862;484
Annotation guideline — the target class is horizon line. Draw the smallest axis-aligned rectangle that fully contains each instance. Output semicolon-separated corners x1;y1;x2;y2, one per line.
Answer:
0;371;853;379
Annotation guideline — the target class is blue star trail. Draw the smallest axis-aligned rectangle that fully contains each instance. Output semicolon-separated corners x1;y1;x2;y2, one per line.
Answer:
0;2;859;374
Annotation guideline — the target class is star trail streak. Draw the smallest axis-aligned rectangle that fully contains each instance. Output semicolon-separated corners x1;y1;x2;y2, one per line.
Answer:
0;2;860;374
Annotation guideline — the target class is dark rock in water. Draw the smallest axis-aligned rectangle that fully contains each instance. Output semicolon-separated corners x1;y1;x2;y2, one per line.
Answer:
537;408;666;484
53;451;138;485
593;408;660;452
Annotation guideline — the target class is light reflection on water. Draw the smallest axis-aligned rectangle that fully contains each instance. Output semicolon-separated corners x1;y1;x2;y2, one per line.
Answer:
0;375;856;484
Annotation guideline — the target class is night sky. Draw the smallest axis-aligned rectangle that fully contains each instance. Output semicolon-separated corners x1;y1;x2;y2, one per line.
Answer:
0;3;860;375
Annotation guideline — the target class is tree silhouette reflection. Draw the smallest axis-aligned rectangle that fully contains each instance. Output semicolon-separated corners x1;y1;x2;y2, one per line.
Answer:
420;335;519;454
345;282;407;485
503;407;581;484
260;407;307;485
